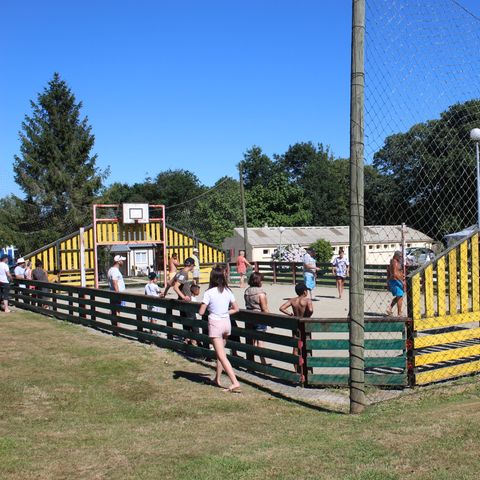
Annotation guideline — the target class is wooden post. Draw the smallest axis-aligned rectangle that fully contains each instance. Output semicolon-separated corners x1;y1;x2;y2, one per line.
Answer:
349;0;366;414
90;293;96;326
79;227;87;287
299;321;309;386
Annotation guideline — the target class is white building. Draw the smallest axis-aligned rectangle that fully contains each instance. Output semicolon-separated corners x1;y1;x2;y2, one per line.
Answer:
222;226;433;265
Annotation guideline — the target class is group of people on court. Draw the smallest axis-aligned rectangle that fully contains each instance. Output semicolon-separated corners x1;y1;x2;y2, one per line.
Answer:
106;245;405;393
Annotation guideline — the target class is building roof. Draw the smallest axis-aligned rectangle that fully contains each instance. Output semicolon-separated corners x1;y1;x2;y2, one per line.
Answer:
227;226;433;247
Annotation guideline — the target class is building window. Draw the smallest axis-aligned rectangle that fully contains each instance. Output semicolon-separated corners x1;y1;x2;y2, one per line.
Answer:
263;249;269;254
407;243;412;247
135;251;147;264
376;245;381;249
383;245;388;249
369;245;373;250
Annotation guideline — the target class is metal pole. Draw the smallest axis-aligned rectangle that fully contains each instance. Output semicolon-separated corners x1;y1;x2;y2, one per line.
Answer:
93;205;99;289
239;162;249;256
79;227;86;287
349;0;366;414
476;142;480;228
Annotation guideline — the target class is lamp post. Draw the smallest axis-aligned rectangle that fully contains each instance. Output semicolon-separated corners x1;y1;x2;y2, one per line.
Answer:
470;128;480;228
278;226;285;261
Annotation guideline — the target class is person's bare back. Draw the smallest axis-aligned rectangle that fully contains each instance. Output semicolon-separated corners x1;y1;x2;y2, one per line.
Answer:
279;282;314;318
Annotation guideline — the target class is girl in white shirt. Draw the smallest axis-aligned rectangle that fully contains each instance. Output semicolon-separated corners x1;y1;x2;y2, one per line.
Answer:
199;266;241;393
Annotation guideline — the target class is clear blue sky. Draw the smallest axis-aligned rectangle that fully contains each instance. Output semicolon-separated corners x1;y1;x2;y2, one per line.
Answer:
1;1;479;199
0;0;352;197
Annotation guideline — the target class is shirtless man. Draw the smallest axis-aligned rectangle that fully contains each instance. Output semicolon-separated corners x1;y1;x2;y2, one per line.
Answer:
168;253;180;281
279;282;314;318
386;250;405;316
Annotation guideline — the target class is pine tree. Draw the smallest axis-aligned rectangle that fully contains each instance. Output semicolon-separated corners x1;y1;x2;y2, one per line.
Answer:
13;73;107;249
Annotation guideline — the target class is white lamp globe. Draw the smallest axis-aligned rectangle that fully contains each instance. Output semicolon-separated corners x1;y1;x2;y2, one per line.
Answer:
470;128;480;141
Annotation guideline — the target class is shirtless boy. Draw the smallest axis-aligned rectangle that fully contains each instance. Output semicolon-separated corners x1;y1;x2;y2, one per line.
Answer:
279;282;313;365
279;282;314;318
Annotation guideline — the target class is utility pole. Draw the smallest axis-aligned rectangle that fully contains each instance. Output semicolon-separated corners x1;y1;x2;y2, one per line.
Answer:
349;0;366;414
239;162;249;255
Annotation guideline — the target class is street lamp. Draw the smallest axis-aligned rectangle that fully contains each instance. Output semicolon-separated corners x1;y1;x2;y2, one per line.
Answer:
470;128;480;228
278;226;285;261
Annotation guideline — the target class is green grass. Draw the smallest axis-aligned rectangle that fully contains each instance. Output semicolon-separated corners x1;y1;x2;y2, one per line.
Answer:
1;310;480;480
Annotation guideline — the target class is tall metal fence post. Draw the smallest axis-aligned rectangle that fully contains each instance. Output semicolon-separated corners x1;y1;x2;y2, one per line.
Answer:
349;0;366;414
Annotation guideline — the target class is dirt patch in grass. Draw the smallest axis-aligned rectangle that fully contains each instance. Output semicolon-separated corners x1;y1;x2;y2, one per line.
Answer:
1;310;479;480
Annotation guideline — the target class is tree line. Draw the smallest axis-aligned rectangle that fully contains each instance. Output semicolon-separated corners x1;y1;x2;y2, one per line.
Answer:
2;73;479;254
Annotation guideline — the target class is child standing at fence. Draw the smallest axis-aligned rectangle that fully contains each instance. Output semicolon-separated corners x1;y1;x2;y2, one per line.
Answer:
244;272;269;365
198;266;241;393
145;272;161;325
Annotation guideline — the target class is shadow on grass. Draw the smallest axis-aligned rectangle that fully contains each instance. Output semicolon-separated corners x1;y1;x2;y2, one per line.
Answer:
172;369;346;415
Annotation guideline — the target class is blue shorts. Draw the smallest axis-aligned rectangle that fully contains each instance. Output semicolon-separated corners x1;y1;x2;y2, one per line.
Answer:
304;272;315;290
388;279;404;298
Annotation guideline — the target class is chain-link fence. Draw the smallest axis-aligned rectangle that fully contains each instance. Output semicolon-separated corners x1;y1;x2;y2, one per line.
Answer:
363;0;480;403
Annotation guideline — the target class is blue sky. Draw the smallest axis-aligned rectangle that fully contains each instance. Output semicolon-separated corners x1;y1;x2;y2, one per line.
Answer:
1;1;479;199
0;0;352;197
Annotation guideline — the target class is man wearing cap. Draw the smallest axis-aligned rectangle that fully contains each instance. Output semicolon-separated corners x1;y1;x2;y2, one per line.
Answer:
191;247;200;285
386;250;405;316
108;255;127;327
108;255;126;294
14;258;26;280
0;254;13;313
14;257;27;300
303;247;320;299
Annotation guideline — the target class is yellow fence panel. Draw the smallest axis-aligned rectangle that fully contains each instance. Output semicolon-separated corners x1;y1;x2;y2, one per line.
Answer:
415;327;480;349
415;360;480;385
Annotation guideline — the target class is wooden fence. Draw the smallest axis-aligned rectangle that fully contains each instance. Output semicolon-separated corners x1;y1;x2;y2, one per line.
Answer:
228;261;390;290
9;279;409;388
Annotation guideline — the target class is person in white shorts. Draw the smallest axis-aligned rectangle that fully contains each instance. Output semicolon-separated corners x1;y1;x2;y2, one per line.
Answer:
198;266;241;393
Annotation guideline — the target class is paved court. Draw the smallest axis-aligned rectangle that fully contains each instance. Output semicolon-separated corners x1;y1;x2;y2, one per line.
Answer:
130;281;395;318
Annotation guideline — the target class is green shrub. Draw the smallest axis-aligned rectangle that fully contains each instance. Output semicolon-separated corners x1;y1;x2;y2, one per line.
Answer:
309;239;333;263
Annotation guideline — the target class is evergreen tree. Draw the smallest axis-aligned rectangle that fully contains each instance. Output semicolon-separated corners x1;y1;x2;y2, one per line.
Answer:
13;73;107;250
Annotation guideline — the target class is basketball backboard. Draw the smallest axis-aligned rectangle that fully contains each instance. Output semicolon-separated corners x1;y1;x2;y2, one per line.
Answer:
122;203;149;224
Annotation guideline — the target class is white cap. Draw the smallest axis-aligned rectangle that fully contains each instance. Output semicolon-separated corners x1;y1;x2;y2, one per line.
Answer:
114;255;126;262
193;247;199;252
16;257;26;264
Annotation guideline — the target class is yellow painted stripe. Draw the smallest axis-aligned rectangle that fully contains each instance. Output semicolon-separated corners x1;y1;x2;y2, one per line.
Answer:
460;241;468;313
415;327;480;349
412;274;422;320
424;264;434;318
415;360;480;385
415;344;480;367
437;257;446;317
414;310;480;330
472;234;479;312
449;249;457;314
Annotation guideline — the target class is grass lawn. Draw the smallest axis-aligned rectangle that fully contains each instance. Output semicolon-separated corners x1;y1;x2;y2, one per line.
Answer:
1;310;479;480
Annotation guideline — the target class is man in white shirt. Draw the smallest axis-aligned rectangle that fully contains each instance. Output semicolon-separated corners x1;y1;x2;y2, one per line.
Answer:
0;254;13;313
14;257;27;300
108;255;126;324
303;247;320;299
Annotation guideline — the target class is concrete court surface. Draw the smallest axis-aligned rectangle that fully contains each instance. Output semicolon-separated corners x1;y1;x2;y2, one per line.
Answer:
131;282;396;318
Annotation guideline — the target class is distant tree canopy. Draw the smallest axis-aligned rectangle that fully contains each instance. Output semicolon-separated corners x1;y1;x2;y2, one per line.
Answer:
367;99;480;239
3;83;478;254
